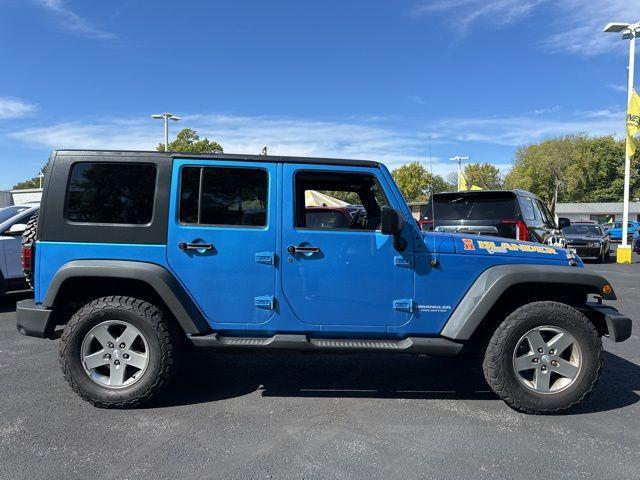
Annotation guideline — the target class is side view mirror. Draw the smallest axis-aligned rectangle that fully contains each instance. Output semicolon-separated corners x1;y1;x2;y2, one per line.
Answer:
381;208;407;252
558;217;571;229
5;223;26;236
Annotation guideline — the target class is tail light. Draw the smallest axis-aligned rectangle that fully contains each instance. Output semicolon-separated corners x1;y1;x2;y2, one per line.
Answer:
419;219;434;231
501;219;528;241
21;243;33;272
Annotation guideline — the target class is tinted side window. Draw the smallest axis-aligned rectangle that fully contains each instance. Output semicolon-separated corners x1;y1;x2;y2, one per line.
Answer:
517;196;535;220
536;200;553;225
294;171;390;231
65;162;156;224
179;166;268;226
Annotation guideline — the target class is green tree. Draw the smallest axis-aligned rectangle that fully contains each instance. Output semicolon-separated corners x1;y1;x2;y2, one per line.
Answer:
505;134;640;211
391;162;451;203
463;162;503;190
158;128;223;153
13;164;47;190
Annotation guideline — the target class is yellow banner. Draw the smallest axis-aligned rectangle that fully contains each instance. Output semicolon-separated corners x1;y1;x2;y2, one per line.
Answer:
458;170;482;191
627;89;640;158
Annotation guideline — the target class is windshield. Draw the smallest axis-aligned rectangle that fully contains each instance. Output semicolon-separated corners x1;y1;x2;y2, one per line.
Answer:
0;205;30;224
562;225;600;235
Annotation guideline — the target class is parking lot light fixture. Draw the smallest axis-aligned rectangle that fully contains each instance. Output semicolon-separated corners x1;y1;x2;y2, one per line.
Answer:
450;156;470;191
603;22;639;263
151;113;181;152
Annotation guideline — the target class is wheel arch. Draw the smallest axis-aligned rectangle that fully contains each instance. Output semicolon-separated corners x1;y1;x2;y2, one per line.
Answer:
44;260;211;335
440;264;616;342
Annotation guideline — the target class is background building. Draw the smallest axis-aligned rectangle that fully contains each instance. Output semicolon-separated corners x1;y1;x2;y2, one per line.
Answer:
10;188;43;205
555;202;640;224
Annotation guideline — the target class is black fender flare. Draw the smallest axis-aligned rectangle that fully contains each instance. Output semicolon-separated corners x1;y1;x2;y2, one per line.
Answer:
440;264;616;341
44;260;211;335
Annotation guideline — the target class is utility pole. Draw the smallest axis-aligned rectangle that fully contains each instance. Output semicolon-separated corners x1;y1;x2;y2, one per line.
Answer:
151;113;181;151
603;21;639;263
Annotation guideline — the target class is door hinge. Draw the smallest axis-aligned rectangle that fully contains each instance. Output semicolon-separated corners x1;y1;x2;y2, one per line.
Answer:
254;295;275;310
393;255;412;268
255;251;276;265
393;298;414;312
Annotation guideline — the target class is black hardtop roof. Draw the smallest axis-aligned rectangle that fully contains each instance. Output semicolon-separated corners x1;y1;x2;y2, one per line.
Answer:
53;149;380;168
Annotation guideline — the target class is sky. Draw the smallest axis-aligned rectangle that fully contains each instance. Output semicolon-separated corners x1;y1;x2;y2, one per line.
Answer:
0;0;638;190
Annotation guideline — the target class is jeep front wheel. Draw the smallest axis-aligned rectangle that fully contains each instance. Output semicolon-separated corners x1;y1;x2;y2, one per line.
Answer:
59;296;179;408
482;301;602;414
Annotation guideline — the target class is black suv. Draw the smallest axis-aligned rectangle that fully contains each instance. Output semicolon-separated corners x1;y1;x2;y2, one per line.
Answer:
418;189;566;247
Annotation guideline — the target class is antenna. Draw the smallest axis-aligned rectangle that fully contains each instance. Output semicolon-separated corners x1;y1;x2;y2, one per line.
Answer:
429;135;433;176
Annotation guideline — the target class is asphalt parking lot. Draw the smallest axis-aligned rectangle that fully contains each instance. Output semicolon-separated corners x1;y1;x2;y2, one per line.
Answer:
1;255;638;480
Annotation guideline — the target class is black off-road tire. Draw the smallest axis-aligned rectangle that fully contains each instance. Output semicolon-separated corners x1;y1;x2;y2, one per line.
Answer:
21;213;38;289
59;296;180;408
482;301;603;414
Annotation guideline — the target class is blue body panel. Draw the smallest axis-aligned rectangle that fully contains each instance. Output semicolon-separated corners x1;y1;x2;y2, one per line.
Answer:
35;242;169;304
605;221;639;240
35;159;577;338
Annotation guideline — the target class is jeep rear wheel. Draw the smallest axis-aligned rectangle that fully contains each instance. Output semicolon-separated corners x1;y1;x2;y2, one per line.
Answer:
60;296;179;408
482;301;602;414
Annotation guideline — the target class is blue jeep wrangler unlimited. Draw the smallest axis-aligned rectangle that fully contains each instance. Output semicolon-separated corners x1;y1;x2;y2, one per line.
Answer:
17;150;632;413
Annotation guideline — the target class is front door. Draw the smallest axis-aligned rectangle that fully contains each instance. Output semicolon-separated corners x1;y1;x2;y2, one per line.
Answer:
281;164;413;328
167;159;277;327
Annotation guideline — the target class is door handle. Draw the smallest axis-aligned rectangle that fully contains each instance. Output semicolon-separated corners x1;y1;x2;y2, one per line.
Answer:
287;245;320;254
179;242;213;251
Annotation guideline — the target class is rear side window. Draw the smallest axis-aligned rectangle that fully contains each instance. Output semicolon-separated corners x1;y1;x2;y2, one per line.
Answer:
179;166;268;226
65;162;156;224
517;196;536;220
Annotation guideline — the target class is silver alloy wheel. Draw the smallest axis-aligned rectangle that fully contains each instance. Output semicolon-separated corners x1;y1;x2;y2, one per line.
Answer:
512;325;582;394
80;320;149;389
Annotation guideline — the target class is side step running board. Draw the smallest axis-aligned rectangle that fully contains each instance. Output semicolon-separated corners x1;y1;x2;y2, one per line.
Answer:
188;333;463;356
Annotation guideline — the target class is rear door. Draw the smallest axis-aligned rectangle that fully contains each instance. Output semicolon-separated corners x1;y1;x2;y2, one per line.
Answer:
167;159;277;328
280;164;413;328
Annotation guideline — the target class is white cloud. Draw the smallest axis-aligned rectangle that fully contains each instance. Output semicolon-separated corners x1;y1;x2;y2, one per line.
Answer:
8;108;626;178
408;94;428;105
0;97;37;119
8;114;445;172
607;84;628;94
414;0;547;32
542;0;637;56
413;0;635;56
35;0;115;40
430;108;623;147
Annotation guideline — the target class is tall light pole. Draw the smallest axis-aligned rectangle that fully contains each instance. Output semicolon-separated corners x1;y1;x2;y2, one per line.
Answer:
151;113;181;151
450;155;470;191
603;22;639;262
